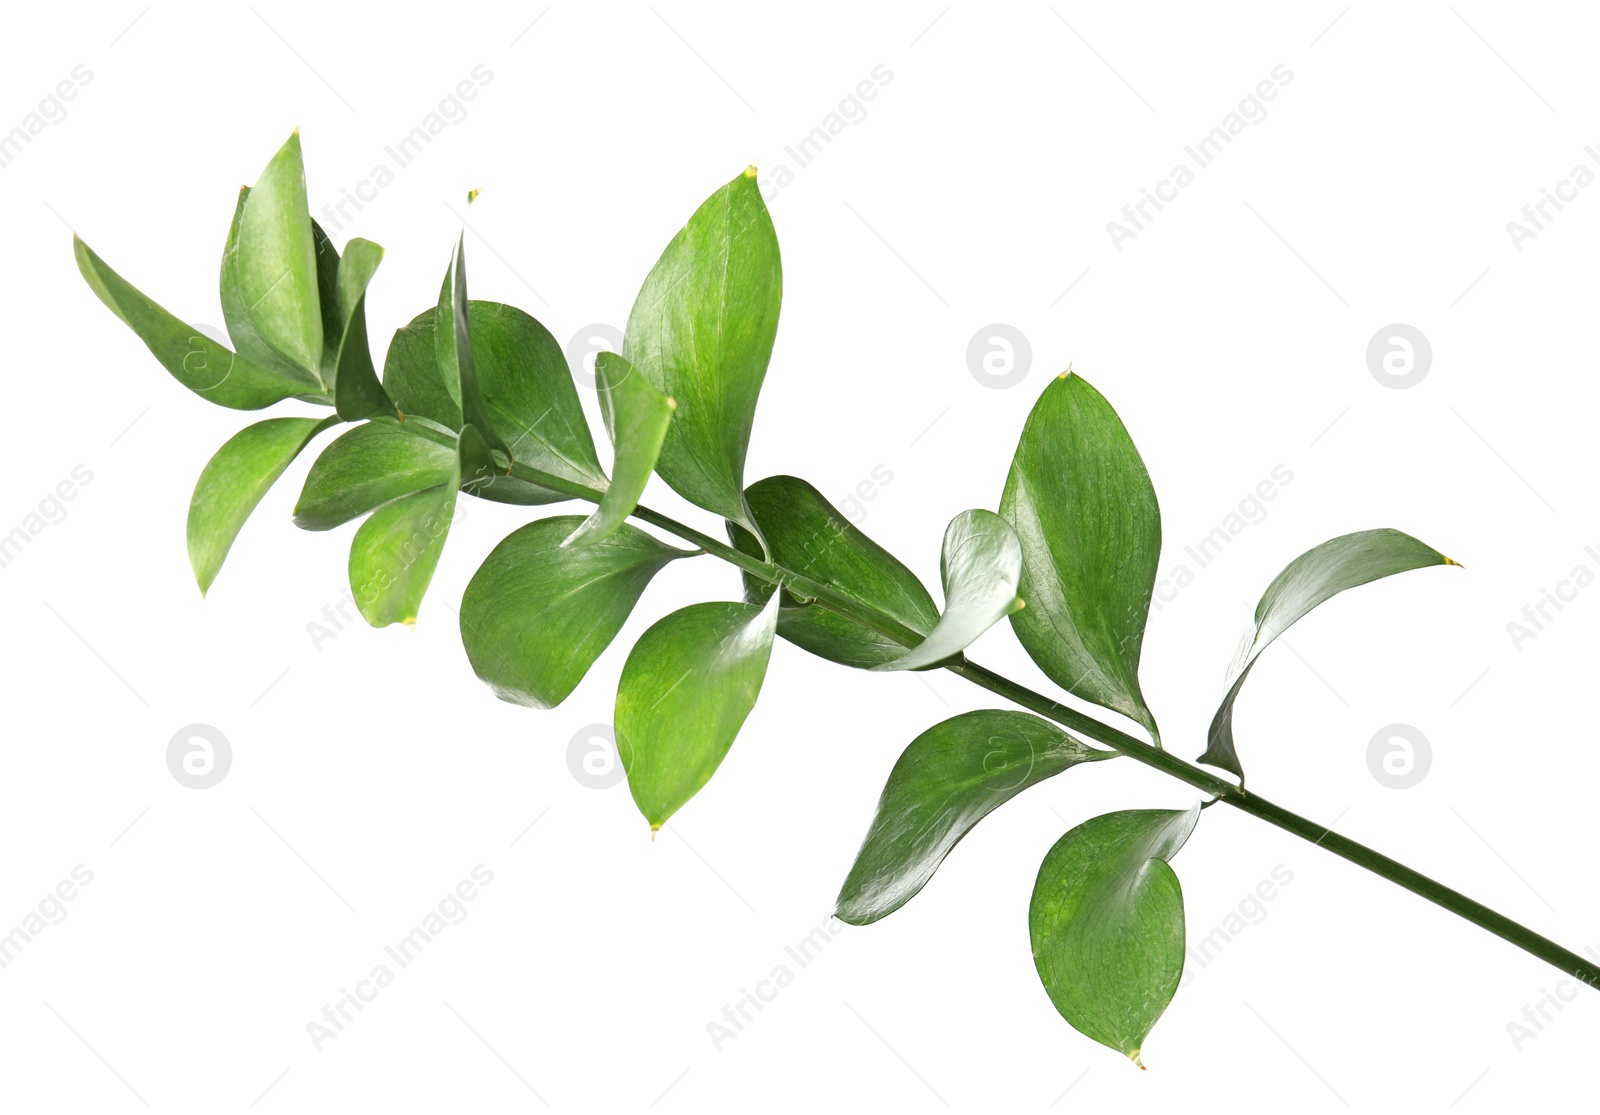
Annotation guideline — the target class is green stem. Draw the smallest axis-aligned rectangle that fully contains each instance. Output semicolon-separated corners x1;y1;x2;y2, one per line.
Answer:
951;660;1600;989
491;454;1600;989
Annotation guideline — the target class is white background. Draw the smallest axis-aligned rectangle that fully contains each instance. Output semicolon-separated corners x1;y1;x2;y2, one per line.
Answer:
3;2;1597;1111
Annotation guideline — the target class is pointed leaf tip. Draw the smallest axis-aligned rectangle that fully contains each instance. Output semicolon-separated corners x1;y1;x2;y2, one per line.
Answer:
1030;806;1198;1062
1198;527;1458;780
622;169;779;529
619;595;780;827
1002;373;1161;737
835;710;1112;924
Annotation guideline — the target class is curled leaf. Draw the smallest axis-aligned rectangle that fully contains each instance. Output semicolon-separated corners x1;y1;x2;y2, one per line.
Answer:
1198;528;1458;781
236;131;324;380
872;509;1022;672
1030;805;1200;1067
564;353;674;547
330;238;397;421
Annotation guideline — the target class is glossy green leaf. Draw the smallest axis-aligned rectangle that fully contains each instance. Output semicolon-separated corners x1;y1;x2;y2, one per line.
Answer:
221;186;312;382
382;308;460;428
455;422;500;495
730;475;938;668
873;509;1023;672
1030;805;1199;1067
618;594;780;832
76;236;322;411
236;131;324;379
223;186;341;387
437;234;510;456
294;421;455;531
1197;528;1458;781
348;446;461;629
564;353;675;547
310;221;344;388
188;416;335;596
461;516;692;708
836;711;1114;925
1001;373;1161;738
454;420;533;506
623;168;781;532
331;238;397;421
383;302;605;502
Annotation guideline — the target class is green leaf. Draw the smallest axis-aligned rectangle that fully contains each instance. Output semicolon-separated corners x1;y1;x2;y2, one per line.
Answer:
460;516;692;708
617;594;780;832
348;443;462;629
456;422;500;494
331;238;398;421
623;168;781;532
437;235;510;456
564;353;675;547
873;509;1023;672
188;416;335;596
1030;805;1199;1067
730;475;938;669
221;186;310;381
383;302;605;502
836;711;1114;925
382;309;461;428
236;130;324;379
1197;528;1458;781
311;221;344;388
223;186;342;387
454;420;530;505
294;420;456;531
76;235;323;411
1001;373;1162;739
